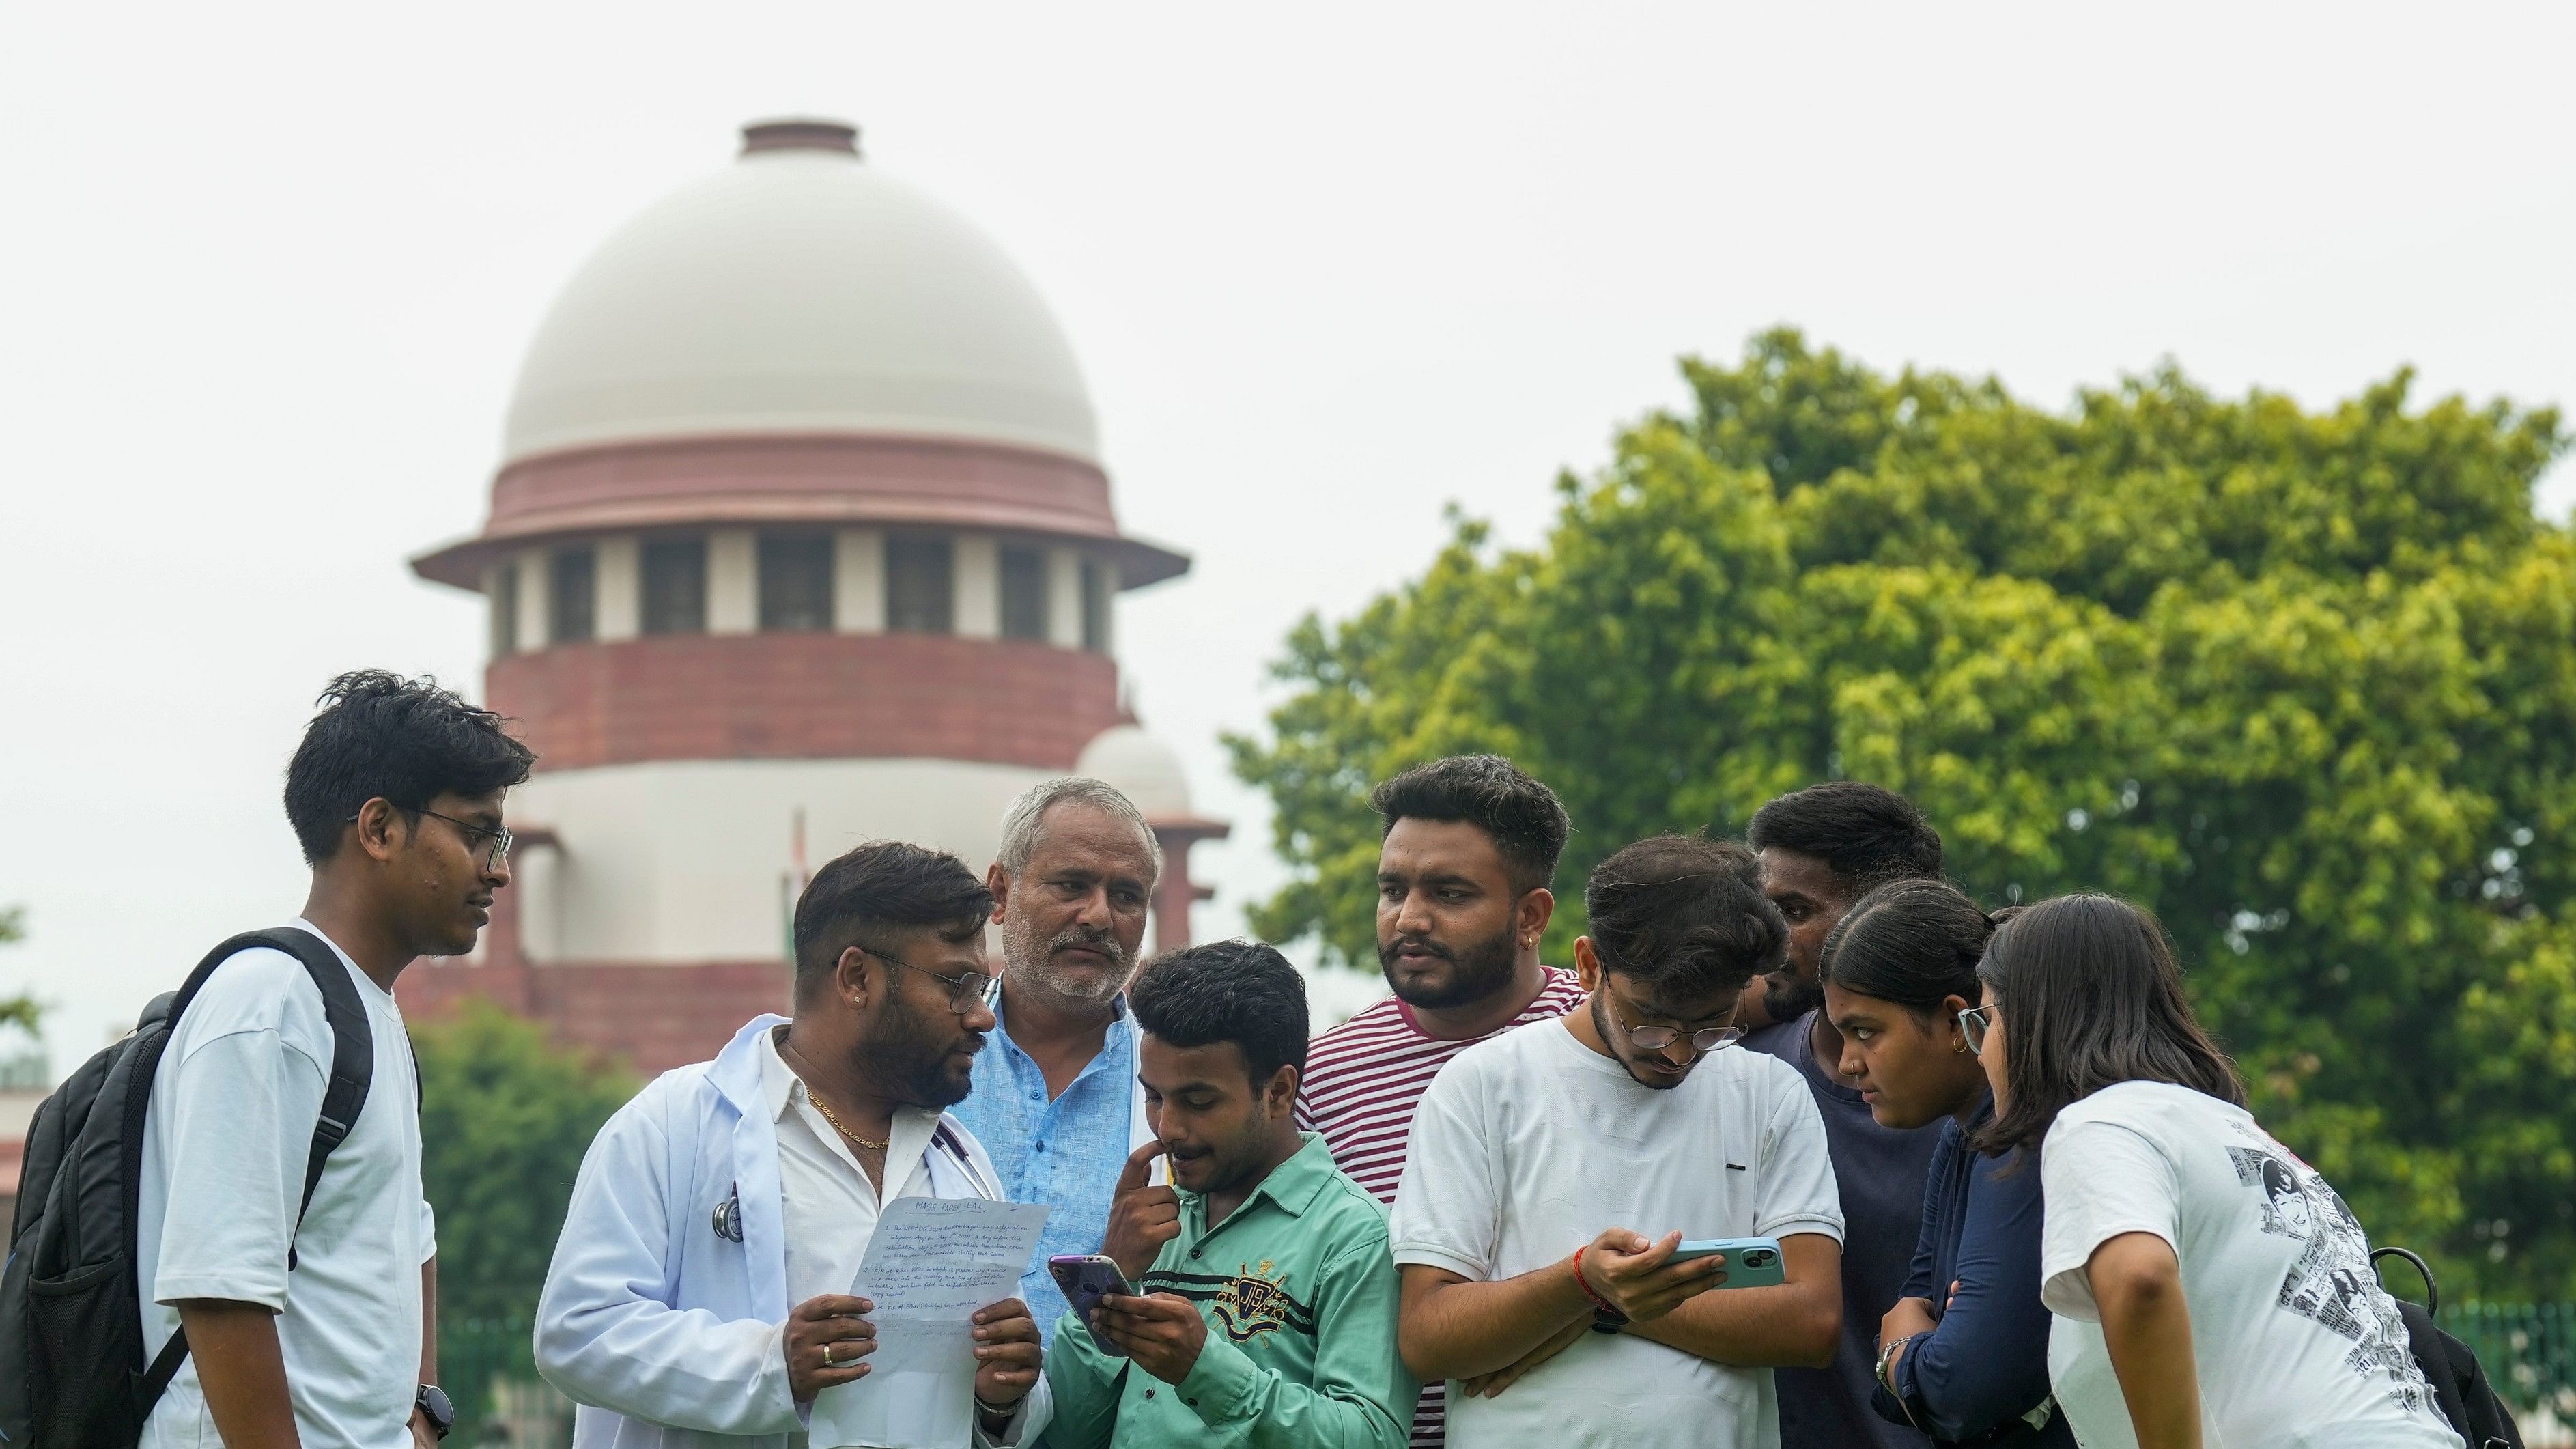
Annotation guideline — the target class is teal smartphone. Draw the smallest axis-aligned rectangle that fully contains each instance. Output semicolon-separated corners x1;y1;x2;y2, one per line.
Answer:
1669;1236;1785;1288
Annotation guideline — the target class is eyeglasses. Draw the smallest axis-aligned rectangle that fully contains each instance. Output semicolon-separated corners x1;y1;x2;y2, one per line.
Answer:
851;943;995;1016
1603;994;1741;1055
347;806;513;869
1957;1004;1996;1057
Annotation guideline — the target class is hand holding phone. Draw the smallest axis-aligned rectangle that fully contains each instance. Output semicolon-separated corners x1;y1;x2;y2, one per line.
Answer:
1668;1236;1786;1288
1047;1254;1135;1356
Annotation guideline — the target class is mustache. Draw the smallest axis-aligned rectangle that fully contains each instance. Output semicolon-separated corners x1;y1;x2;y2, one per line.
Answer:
1047;926;1129;964
1380;933;1454;964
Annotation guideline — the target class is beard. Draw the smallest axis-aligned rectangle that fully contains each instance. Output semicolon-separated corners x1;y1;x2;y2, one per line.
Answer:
1009;916;1134;1004
1380;920;1520;1011
862;992;981;1110
1760;967;1824;1024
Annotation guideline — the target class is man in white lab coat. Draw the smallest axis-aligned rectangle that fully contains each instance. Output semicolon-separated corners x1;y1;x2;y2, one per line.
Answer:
537;841;1050;1449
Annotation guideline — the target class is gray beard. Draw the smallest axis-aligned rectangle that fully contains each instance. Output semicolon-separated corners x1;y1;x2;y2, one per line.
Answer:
1007;923;1133;1005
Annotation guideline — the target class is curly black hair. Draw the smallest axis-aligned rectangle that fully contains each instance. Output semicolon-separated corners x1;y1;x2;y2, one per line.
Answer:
283;671;535;864
1128;939;1309;1086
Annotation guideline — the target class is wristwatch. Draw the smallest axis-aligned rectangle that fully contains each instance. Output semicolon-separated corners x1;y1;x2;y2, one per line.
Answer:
415;1385;455;1441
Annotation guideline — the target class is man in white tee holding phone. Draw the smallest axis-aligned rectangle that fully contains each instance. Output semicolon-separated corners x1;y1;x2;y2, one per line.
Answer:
1390;836;1845;1449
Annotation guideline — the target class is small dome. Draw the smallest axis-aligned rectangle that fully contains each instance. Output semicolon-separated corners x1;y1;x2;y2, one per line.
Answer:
1077;724;1193;821
501;119;1098;466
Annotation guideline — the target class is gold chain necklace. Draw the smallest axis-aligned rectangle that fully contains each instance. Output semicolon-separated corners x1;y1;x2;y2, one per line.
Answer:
804;1088;891;1153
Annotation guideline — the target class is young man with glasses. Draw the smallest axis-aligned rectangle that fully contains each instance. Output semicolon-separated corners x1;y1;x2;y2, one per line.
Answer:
537;841;1049;1448
953;778;1163;1346
136;671;531;1449
1739;783;1949;1449
1391;836;1845;1449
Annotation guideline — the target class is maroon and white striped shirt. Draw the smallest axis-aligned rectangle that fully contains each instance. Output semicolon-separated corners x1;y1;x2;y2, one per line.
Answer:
1295;967;1589;1448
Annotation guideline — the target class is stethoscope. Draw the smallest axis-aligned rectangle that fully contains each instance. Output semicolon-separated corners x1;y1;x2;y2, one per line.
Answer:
711;1122;997;1243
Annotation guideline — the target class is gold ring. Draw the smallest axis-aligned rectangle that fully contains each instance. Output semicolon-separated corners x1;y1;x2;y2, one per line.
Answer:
823;1342;840;1366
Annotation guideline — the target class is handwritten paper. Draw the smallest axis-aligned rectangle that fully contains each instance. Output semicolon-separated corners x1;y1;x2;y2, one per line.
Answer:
809;1197;1051;1449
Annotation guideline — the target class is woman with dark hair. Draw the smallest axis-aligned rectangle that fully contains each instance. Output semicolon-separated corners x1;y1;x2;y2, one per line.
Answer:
1970;894;2458;1448
1818;882;2069;1446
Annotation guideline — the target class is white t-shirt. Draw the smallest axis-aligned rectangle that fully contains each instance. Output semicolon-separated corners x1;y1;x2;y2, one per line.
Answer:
2038;1081;2459;1449
136;923;436;1449
1388;1016;1843;1449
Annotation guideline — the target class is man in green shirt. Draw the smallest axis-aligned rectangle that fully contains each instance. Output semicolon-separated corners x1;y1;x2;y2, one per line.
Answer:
1043;940;1415;1449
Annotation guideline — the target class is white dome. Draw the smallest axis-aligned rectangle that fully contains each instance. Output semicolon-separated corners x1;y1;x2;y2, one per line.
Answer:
501;122;1098;466
1077;724;1193;820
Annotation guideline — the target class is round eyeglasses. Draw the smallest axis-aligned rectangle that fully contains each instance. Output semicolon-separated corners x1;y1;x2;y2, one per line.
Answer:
1604;994;1742;1054
849;943;995;1016
346;806;513;869
1957;1004;1996;1057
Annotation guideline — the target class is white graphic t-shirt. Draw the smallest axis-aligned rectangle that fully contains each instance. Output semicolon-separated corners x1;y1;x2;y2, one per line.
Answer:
2037;1080;2459;1449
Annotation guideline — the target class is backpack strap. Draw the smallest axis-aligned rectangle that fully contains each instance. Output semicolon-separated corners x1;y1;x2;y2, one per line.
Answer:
135;927;379;1405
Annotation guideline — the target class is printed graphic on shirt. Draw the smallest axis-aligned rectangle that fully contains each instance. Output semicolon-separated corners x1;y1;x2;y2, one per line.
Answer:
1140;1263;1318;1344
2226;1142;2435;1416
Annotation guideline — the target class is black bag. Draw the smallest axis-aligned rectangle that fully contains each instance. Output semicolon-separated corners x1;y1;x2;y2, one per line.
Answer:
2371;1246;2526;1449
0;928;376;1449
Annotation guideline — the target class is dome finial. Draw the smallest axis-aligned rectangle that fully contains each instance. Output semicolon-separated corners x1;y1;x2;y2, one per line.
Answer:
741;118;860;158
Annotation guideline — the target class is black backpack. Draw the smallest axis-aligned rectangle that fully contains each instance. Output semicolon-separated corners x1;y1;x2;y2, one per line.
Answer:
2371;1246;2526;1449
0;928;376;1449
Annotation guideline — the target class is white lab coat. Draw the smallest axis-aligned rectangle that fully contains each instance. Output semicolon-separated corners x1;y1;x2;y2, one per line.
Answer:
536;1015;1053;1449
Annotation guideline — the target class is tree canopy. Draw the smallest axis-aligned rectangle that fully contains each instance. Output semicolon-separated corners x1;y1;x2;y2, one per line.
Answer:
0;907;36;1039
414;1002;634;1326
1229;328;2576;1298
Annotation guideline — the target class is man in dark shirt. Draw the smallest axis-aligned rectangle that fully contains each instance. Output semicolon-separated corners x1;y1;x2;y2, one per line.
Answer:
1738;782;1947;1449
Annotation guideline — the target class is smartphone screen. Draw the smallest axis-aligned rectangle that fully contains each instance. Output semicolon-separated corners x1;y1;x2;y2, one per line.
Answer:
1047;1254;1134;1355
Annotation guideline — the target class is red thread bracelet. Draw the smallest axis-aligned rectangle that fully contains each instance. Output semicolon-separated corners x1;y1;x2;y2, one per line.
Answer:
1571;1246;1626;1319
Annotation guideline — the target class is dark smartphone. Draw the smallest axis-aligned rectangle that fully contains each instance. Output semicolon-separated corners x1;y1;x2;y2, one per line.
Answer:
1047;1254;1135;1355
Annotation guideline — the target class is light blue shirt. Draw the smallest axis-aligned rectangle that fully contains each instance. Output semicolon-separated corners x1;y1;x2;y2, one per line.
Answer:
952;994;1140;1344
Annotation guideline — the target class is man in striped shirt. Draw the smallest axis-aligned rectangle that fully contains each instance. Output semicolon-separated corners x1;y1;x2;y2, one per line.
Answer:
1296;755;1586;1448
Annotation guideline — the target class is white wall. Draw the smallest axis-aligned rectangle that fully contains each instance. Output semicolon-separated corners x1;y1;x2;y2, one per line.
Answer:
596;536;640;640
507;755;1053;963
707;529;756;634
834;528;886;633
515;548;550;649
1046;546;1083;649
953;535;1000;639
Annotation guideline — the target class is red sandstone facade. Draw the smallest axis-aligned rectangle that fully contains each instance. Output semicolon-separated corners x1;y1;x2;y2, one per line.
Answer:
485;632;1124;773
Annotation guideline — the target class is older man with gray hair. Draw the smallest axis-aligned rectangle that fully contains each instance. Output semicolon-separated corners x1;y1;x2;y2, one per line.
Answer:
952;778;1165;1345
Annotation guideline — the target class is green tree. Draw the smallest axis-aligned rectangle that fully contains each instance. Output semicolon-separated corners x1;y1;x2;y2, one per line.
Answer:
412;1000;634;1422
1;906;36;1038
1230;329;2576;1299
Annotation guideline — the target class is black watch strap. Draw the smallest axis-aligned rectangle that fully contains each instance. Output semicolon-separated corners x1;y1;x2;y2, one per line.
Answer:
416;1384;455;1440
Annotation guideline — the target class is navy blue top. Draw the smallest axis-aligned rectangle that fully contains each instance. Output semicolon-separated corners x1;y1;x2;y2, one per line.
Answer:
1744;1013;1943;1449
1873;1099;2073;1446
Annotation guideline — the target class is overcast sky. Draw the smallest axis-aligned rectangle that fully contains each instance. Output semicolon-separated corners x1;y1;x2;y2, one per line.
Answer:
4;1;2570;1072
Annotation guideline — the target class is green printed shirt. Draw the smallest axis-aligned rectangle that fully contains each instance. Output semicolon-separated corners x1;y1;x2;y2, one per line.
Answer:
1043;1132;1416;1449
